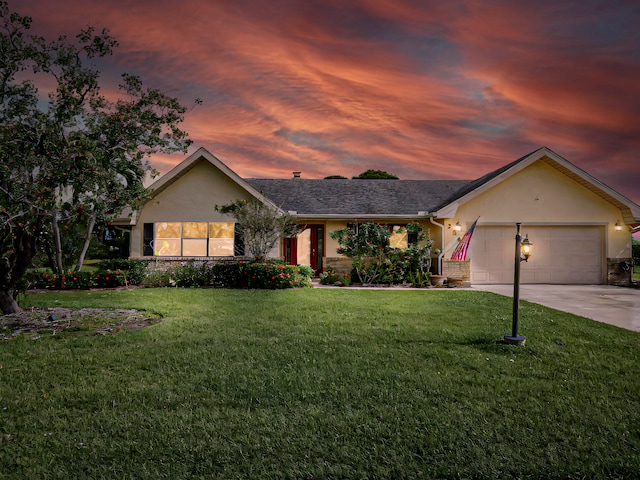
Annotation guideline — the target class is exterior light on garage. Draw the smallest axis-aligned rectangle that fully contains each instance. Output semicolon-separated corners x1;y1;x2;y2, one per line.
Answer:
504;223;531;346
615;220;623;231
448;221;462;235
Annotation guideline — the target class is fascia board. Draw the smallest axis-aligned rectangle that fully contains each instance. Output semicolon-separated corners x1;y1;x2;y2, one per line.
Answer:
293;214;431;222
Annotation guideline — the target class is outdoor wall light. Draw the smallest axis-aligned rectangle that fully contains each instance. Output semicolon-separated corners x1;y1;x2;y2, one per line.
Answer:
504;223;532;346
615;220;623;231
448;221;462;235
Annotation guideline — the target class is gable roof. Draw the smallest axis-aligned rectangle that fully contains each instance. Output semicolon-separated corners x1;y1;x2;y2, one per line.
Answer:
147;147;280;209
245;178;469;219
433;146;640;225
114;147;283;225
116;146;640;227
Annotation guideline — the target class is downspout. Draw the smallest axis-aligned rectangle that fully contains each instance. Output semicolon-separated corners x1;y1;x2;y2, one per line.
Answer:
429;216;445;275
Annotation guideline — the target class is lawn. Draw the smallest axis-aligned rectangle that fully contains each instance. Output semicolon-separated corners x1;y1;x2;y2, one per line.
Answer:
2;288;639;479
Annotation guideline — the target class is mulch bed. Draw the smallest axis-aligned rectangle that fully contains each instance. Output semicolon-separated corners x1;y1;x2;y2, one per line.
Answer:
0;307;161;340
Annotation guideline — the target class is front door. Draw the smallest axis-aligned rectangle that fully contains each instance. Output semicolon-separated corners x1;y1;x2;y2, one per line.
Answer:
309;225;324;275
284;236;298;265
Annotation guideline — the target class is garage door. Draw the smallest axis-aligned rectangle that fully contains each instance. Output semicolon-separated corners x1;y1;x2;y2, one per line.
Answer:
468;226;605;284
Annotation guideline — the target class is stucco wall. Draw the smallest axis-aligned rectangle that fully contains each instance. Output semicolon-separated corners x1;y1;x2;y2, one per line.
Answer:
441;161;631;259
131;160;257;257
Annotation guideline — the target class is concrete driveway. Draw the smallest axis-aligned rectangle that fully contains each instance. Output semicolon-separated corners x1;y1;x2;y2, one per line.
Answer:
472;284;640;332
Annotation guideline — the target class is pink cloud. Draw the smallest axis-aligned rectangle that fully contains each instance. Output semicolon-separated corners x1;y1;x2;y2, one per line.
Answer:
14;0;640;207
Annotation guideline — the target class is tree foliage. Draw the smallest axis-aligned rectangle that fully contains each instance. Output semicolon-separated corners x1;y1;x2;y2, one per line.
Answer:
323;175;347;179
0;2;194;313
330;222;432;285
352;169;398;179
215;199;298;261
330;223;391;284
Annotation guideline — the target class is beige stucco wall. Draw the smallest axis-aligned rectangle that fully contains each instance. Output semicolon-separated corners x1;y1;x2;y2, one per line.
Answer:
130;160;257;257
325;220;347;256
441;161;631;259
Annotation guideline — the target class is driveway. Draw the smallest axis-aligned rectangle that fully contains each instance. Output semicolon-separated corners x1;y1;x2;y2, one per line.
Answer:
472;284;640;332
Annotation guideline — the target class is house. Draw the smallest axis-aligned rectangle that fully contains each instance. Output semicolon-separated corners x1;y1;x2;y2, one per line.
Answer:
116;146;640;285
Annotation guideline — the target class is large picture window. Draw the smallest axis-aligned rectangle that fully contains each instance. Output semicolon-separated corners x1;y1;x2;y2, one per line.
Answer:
147;222;242;257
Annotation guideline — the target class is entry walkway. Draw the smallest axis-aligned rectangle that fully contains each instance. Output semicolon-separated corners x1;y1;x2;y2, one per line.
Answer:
473;284;640;332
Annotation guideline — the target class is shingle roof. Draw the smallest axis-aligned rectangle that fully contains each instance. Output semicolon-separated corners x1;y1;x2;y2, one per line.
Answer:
431;150;536;209
245;178;471;216
245;149;552;217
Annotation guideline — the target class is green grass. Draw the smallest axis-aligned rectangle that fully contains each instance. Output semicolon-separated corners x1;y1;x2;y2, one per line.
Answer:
2;288;639;479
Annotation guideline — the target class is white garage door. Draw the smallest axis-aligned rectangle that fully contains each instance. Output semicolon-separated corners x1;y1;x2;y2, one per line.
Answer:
468;226;605;284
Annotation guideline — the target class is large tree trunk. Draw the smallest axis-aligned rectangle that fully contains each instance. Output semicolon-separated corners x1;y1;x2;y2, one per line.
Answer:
74;210;97;272
0;228;37;314
0;290;21;314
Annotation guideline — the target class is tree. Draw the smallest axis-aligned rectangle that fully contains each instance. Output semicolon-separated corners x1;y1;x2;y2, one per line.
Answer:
352;169;398;179
323;175;347;179
330;222;391;284
215;199;297;261
0;2;194;313
330;222;432;285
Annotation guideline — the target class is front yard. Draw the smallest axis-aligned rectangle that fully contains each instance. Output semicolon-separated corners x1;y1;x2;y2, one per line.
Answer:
2;288;639;479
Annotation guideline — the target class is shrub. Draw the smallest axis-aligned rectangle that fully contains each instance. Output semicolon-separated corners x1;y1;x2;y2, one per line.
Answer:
27;270;127;290
139;261;213;288
100;259;150;285
211;261;313;289
172;261;213;287
408;270;431;288
319;267;352;286
331;222;433;285
141;269;175;288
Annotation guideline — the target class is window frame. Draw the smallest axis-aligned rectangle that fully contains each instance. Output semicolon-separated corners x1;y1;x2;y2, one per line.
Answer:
147;221;243;257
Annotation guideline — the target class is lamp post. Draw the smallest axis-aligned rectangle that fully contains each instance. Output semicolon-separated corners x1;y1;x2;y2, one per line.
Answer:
504;223;532;346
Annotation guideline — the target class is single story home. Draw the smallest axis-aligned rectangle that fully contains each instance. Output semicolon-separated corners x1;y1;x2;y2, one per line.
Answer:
116;146;640;285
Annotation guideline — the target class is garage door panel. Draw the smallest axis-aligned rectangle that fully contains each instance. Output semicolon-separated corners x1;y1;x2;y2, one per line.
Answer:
468;226;604;284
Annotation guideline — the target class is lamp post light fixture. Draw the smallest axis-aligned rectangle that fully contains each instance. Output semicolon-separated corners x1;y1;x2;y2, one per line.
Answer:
504;223;533;346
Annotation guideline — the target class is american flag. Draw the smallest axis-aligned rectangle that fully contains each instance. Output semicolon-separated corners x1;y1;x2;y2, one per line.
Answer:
450;217;480;261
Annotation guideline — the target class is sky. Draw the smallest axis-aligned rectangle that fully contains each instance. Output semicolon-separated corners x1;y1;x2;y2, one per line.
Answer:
15;0;640;213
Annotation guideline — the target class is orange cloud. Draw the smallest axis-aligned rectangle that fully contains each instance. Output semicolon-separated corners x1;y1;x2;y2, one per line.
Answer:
15;0;640;205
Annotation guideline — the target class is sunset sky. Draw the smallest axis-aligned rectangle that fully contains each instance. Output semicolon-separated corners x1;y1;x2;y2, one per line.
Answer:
16;0;640;209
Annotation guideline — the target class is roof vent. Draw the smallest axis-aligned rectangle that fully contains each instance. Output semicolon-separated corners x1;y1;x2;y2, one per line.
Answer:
292;171;301;179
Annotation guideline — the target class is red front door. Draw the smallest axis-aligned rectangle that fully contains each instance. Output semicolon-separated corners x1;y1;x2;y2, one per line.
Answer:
309;225;324;275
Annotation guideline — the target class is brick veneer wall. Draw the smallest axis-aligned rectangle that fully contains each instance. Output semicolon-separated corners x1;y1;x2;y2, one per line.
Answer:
607;257;633;286
443;260;471;286
323;257;353;274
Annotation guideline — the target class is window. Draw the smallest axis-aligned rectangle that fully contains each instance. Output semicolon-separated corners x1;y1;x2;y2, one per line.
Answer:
209;222;235;256
389;225;408;249
149;222;242;257
346;222;419;249
155;222;181;256
183;222;208;256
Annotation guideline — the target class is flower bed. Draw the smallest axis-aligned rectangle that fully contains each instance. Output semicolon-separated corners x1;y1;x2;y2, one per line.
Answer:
211;261;313;289
28;270;127;290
